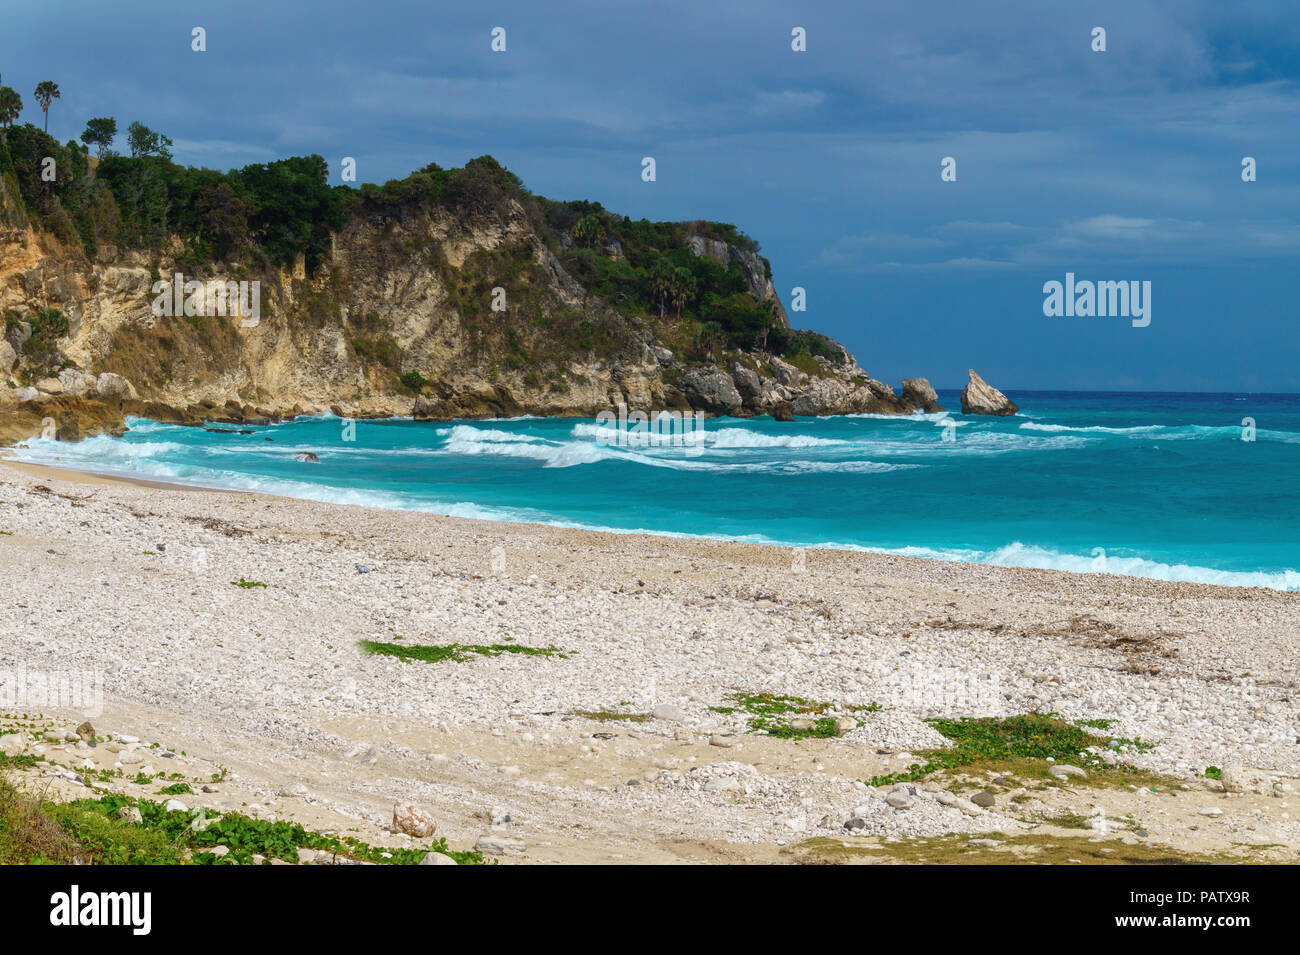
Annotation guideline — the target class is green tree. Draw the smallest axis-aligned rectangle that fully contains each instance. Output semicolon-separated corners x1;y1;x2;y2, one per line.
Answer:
194;181;257;260
33;81;60;132
80;117;117;159
570;214;602;247
126;121;173;160
0;86;22;128
696;320;726;360
648;262;695;319
234;154;345;270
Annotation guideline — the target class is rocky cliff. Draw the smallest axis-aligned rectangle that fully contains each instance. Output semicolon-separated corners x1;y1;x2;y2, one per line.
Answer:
0;148;941;441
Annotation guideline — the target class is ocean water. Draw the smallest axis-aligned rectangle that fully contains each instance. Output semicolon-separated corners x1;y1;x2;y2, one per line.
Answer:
14;390;1300;590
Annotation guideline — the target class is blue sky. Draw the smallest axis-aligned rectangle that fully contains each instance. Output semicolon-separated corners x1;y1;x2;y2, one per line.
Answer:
5;0;1299;390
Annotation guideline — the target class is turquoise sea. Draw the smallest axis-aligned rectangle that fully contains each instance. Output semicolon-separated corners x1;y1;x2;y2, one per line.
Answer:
16;391;1300;590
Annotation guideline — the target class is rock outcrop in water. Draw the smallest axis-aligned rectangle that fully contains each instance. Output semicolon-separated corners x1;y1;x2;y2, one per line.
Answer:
0;146;942;441
960;369;1019;416
902;377;943;413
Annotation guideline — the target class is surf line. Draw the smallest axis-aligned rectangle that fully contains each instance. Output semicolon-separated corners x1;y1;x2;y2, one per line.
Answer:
593;403;708;456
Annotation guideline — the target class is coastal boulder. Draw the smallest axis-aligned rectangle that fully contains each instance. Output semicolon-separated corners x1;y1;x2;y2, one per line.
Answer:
680;367;743;414
55;415;82;442
731;363;762;403
791;376;850;416
960;369;1018;416
58;369;96;397
767;356;807;388
393;800;436;838
94;372;134;401
35;377;63;395
0;340;15;375
412;395;441;421
901;377;943;413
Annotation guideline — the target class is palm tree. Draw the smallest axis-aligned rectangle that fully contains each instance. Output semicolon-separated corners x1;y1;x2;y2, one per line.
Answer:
571;214;601;247
0;86;22;128
649;265;674;318
33;81;60;132
696;321;726;361
668;267;695;319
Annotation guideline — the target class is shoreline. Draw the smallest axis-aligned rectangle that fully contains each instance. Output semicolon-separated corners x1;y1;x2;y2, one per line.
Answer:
1;454;1297;863
2;454;1294;598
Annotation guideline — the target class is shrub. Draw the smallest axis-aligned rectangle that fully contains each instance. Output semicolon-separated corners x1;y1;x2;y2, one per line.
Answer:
400;370;428;393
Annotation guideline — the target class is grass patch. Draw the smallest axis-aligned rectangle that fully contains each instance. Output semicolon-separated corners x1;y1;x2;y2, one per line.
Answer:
0;752;41;771
230;577;267;589
794;833;1229;866
1039;810;1095;830
1076;718;1113;730
360;640;571;663
709;692;880;740
0;780;485;865
867;714;1159;788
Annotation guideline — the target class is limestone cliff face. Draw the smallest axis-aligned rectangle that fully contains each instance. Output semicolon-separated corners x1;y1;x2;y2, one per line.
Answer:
0;182;939;441
683;232;789;329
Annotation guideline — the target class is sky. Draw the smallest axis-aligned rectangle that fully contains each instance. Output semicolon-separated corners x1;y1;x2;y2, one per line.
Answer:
4;0;1299;391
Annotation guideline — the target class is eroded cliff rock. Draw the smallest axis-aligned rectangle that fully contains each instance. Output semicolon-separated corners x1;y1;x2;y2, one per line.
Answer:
0;155;943;441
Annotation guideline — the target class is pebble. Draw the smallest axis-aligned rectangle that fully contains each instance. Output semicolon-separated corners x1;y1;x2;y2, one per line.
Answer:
474;832;526;856
935;791;984;816
419;851;458;865
1048;764;1088;779
885;791;915;809
652;703;687;723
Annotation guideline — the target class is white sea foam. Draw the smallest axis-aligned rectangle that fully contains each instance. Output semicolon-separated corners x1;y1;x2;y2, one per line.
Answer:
19;435;188;468
975;541;1300;590
796;539;1300;591
707;427;844;449
437;425;541;443
841;411;953;421
1019;421;1300;442
1020;422;1163;434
